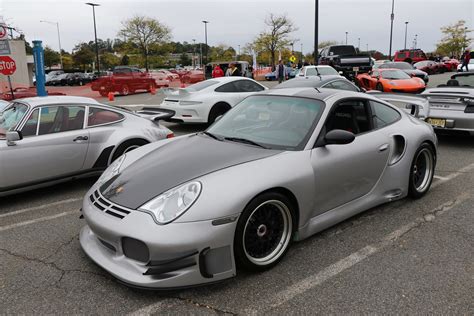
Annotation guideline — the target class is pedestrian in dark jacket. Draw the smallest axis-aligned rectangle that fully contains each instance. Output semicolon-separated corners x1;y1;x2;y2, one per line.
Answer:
460;49;471;72
276;60;285;83
229;63;241;76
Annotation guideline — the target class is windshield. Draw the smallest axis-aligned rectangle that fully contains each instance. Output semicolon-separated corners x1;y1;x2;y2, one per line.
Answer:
329;46;356;56
454;75;474;87
381;70;411;80
0;103;29;138
306;67;338;76
185;79;218;91
381;62;413;70
207;95;324;150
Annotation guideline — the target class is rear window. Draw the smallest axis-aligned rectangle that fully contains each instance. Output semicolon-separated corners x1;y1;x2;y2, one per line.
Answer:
329;46;356;56
185;80;218;92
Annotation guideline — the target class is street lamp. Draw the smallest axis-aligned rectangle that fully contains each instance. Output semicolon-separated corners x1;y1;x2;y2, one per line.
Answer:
388;0;395;60
40;20;63;69
366;43;369;53
202;20;209;65
404;21;409;50
314;0;319;65
238;44;240;59
345;32;348;45
86;2;100;73
301;43;303;64
192;39;196;69
358;37;360;51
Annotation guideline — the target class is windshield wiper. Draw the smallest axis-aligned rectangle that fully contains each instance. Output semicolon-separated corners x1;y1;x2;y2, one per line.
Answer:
223;137;268;149
202;131;223;141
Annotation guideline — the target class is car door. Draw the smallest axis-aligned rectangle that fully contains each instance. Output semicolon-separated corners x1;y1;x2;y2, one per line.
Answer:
310;98;392;216
2;105;89;188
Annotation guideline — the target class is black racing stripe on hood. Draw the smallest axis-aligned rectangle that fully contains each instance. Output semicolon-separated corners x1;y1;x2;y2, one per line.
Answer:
101;134;281;209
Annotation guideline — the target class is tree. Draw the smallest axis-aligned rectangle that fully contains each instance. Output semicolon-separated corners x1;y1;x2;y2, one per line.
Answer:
43;46;60;68
253;14;297;68
101;52;121;70
179;52;191;66
118;16;171;71
436;20;472;58
121;55;130;65
318;40;339;49
72;43;95;70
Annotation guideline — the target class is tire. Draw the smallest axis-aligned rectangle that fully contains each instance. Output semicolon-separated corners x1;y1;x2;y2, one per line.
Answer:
120;85;130;96
208;103;231;124
234;192;295;272
408;143;435;199
111;139;148;162
376;83;384;92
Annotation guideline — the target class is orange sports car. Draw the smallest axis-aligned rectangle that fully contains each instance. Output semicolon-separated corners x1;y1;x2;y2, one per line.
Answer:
356;68;426;93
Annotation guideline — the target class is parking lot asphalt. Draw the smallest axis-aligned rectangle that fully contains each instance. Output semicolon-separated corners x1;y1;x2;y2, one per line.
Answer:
1;72;473;314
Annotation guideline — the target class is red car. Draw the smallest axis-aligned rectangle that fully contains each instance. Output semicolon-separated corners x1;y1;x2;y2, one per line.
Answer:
181;70;205;84
441;58;460;72
1;87;65;101
413;60;443;75
91;66;157;96
149;72;171;88
356;68;426;93
156;70;179;81
393;49;427;63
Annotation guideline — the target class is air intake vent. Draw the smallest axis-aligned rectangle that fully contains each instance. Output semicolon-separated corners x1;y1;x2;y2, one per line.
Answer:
89;190;131;220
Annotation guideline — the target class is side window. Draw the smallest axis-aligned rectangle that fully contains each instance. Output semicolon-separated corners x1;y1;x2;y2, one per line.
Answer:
88;107;124;127
38;106;85;135
370;101;401;128
325;80;359;92
215;82;238;93
326;100;372;135
233;80;265;92
21;109;39;137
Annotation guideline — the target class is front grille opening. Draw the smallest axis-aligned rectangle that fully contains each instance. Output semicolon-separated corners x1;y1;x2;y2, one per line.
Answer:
90;190;131;220
94;202;105;211
122;237;149;262
105;210;125;219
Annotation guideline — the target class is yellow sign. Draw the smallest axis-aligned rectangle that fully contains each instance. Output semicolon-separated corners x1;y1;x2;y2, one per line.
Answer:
289;55;296;63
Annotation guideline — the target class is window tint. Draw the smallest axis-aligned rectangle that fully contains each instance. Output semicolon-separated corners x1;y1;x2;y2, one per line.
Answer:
324;80;359;92
215;82;238;93
38;106;85;135
326;100;371;135
370;101;401;128
88;107;124;127
233;80;264;92
22;109;39;137
185;80;218;91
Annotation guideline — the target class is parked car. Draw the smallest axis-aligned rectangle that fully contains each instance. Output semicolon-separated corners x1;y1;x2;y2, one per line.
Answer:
181;70;205;84
376;62;429;83
156;69;179;81
367;92;431;120
80;87;437;289
91;66;157;96
441;58;460;72
274;75;361;92
296;65;340;77
318;45;372;80
414;60;442;75
47;73;68;86
393;49;427;63
1;87;65;101
356;69;426;93
0;96;174;196
149;72;171;88
422;86;474;135
157;77;267;124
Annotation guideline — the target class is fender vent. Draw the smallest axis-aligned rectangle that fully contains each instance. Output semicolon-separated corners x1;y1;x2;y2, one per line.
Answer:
389;135;406;165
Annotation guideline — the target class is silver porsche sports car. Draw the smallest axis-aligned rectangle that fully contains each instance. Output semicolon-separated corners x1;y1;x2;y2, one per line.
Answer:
80;88;437;289
0;96;174;196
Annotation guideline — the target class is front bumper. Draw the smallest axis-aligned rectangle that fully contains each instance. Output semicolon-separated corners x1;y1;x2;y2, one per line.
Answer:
80;190;237;289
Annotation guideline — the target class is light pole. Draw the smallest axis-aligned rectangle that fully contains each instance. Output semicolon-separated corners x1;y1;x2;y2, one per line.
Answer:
388;0;395;60
192;39;196;69
314;0;319;65
202;20;209;65
358;37;360;51
301;43;303;64
86;2;100;73
366;43;369;53
238;44;240;60
40;20;63;69
414;34;418;49
404;21;409;50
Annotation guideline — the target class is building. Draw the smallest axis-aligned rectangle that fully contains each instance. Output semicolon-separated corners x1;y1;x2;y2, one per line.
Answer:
0;40;34;93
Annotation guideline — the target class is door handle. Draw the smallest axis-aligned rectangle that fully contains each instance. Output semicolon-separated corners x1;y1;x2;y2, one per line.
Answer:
73;136;88;142
378;144;389;152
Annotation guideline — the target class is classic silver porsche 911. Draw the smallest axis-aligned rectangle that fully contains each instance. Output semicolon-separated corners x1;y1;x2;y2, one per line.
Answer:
80;88;437;289
0;96;174;196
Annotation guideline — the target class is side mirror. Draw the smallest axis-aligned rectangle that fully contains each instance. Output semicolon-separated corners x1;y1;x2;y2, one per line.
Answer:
324;129;355;145
6;131;22;146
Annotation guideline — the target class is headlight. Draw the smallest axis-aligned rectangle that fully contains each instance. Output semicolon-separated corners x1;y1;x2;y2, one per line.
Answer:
95;154;126;188
180;100;203;106
139;181;202;224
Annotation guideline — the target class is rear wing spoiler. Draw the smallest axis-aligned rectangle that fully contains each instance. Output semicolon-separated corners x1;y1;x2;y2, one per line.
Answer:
135;108;175;122
367;91;428;118
161;88;190;97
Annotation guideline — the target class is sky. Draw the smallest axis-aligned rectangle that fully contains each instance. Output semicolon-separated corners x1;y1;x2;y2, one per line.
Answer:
1;0;473;55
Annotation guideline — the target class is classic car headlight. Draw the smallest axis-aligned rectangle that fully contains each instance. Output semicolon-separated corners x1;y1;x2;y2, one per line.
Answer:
96;154;126;188
180;100;203;106
139;181;202;224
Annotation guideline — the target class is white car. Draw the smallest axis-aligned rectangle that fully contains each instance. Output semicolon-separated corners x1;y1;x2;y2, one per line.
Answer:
158;77;267;124
296;65;341;77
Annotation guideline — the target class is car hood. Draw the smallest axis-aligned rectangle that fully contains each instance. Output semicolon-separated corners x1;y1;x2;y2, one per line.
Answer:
100;134;282;209
383;78;423;86
403;69;427;76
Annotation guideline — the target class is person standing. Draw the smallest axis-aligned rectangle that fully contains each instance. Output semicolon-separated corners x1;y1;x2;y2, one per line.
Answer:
212;65;224;78
229;63;241;76
276;60;285;83
460;49;471;72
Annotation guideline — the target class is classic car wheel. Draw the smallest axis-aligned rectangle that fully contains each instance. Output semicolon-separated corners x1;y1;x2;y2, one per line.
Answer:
376;83;384;92
121;85;130;96
111;139;149;162
408;143;435;198
235;192;294;271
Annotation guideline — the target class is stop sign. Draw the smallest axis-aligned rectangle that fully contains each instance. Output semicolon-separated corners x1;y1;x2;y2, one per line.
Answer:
0;56;16;75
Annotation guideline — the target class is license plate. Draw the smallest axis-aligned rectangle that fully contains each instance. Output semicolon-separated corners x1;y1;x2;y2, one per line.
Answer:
427;118;446;128
353;67;359;72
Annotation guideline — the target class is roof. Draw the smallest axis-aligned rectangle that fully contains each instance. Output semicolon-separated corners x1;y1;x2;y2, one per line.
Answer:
257;87;347;101
16;96;102;108
205;76;255;83
273;75;349;89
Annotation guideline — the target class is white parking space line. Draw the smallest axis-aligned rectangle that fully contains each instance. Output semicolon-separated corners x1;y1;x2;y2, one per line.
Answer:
246;192;471;314
434;175;450;181
128;302;165;316
0;211;77;232
432;162;474;189
0;198;82;218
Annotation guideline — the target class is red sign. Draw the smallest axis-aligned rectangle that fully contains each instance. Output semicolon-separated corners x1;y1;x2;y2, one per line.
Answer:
0;25;6;39
0;56;16;75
